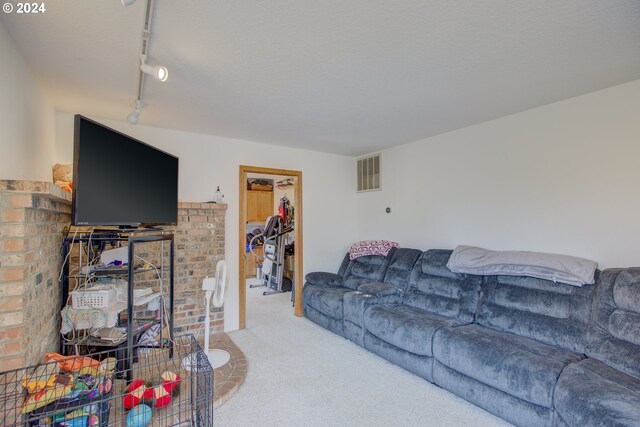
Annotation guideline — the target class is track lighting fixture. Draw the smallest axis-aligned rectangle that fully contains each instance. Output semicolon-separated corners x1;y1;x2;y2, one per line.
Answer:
140;54;168;82
127;100;142;124
125;0;167;123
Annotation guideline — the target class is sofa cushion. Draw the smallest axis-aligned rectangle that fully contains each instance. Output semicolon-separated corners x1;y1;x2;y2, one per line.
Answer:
343;291;379;329
433;324;584;408
342;247;397;290
305;272;343;287
587;268;640;380
363;304;466;357
381;248;422;289
403;249;482;322
554;358;640;426
302;285;352;320
476;274;596;353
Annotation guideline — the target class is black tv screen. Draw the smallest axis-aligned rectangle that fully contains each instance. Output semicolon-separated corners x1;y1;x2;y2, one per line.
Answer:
72;115;179;226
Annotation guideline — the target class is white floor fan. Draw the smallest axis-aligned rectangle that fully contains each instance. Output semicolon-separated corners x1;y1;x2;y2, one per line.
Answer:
202;260;229;369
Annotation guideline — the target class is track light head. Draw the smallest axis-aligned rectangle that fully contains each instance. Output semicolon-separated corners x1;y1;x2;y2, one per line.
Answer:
121;0;137;6
127;100;142;124
127;109;140;124
140;62;168;82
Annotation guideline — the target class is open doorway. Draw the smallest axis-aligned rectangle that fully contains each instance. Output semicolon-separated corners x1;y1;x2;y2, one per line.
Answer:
238;166;303;329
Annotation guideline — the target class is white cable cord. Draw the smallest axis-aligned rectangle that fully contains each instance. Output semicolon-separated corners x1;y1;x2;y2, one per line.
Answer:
58;228;79;281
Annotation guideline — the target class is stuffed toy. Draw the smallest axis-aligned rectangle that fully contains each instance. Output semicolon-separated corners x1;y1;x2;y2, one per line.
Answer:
21;384;74;413
44;352;101;373
141;385;172;409
21;363;60;393
124;379;171;409
124;371;180;411
124;379;152;410
52;163;73;193
161;371;181;396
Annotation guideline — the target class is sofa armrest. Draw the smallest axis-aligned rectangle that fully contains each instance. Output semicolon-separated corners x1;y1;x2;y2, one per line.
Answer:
344;291;381;327
357;282;403;303
305;272;344;287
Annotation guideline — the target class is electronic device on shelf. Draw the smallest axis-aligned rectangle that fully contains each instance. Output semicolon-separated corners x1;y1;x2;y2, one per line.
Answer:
91;327;127;342
100;246;128;265
72;114;179;227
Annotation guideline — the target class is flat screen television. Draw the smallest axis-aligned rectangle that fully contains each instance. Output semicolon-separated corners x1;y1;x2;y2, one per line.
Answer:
72;115;179;226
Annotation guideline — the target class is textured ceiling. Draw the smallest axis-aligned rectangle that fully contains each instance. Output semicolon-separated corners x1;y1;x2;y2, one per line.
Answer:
2;0;640;155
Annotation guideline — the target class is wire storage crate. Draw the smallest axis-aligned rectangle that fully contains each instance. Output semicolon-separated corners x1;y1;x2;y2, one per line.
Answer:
0;335;213;427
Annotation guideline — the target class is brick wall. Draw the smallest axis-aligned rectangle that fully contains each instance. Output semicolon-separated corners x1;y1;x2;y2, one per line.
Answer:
169;202;226;341
0;180;71;371
0;182;226;372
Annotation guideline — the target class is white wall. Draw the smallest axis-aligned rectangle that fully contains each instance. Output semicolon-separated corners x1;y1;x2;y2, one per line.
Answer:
56;112;358;330
0;20;55;182
357;79;640;269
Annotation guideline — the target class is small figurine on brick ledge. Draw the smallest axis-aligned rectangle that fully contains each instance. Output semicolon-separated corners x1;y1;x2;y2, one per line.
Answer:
52;163;73;193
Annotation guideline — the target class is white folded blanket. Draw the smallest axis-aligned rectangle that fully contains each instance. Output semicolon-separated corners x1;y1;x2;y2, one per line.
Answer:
446;245;598;287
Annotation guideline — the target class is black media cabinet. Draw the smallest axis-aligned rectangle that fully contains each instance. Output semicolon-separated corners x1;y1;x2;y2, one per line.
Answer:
59;228;174;380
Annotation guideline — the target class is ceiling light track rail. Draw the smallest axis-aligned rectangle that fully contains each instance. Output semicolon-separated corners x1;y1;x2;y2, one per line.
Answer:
125;0;167;124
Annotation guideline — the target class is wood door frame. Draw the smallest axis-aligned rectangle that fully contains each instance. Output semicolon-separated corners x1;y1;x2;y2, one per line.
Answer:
239;165;303;329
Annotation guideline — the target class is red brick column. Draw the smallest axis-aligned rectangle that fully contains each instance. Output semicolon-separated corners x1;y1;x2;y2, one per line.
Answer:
170;202;227;341
0;180;71;371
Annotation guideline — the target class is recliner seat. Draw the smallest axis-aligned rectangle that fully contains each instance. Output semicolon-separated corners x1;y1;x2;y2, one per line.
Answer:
433;274;595;426
302;247;397;336
554;268;640;426
361;249;482;382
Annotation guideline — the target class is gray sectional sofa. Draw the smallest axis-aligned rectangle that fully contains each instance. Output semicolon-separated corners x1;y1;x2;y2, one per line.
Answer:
302;248;640;427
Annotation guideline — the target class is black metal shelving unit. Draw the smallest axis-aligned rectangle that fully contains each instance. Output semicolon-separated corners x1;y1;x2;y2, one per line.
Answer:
59;228;174;379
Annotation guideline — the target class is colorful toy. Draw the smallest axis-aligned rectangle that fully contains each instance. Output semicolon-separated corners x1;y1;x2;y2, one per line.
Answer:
22;373;57;394
20;353;116;425
123;379;152;410
97;357;117;375
126;404;152;427
46;406;100;426
124;373;177;410
53;415;88;427
142;385;172;409
44;353;101;373
97;377;113;394
64;404;98;420
21;384;73;413
161;371;181;396
21;363;59;393
76;374;96;389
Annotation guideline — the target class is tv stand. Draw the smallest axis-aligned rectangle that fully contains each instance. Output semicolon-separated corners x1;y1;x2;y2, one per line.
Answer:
60;227;174;380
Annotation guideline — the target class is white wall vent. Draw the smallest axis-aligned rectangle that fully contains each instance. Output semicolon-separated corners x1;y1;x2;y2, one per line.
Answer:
357;153;381;192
